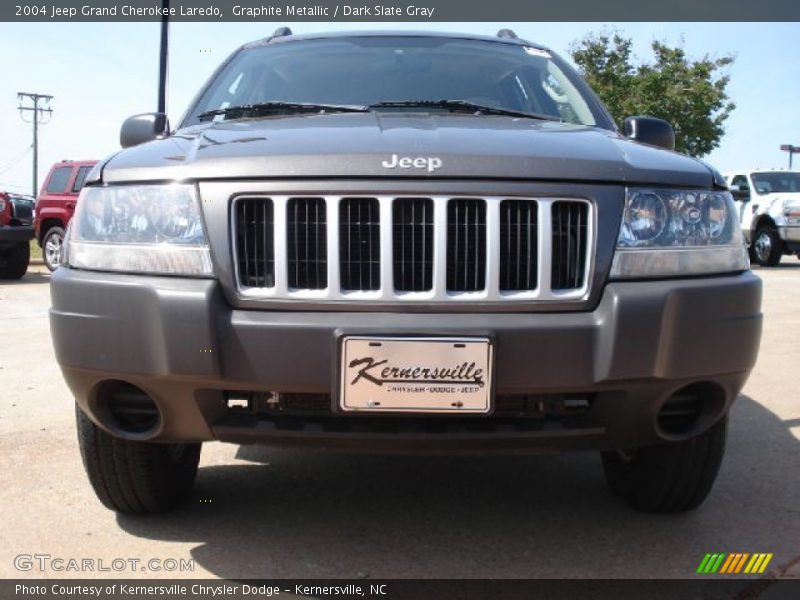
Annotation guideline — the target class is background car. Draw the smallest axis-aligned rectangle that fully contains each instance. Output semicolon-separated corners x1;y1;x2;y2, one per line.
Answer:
726;169;800;266
0;191;35;279
34;159;97;271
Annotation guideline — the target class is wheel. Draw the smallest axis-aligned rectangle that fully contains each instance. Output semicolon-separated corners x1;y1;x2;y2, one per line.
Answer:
75;404;201;514
42;226;65;271
601;415;727;513
751;227;782;267
0;242;30;279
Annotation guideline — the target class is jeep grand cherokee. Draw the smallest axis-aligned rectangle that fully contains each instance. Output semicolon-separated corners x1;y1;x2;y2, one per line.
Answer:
50;30;762;514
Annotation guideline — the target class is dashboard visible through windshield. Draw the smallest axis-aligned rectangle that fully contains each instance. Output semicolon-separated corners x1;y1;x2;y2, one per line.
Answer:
184;36;605;127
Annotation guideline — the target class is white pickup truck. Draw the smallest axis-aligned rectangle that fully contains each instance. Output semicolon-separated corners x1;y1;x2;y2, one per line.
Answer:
725;169;800;266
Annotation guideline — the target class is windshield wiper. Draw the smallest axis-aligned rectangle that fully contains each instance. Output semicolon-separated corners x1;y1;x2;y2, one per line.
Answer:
369;100;563;122
197;102;370;122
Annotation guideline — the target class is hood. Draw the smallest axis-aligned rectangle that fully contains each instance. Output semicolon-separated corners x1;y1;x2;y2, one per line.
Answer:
759;191;800;203
101;112;713;187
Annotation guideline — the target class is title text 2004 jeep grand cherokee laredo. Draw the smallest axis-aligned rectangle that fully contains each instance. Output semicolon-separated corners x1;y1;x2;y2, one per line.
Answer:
50;30;762;514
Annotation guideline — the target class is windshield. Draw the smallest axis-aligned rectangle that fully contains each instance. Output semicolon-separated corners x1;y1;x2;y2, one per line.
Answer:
184;36;602;127
751;172;800;194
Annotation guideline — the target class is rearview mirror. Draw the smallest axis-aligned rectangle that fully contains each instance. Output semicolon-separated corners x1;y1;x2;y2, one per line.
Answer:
120;113;169;148
623;116;675;151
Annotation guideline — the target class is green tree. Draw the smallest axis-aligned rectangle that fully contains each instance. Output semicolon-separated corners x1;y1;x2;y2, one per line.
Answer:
570;32;735;157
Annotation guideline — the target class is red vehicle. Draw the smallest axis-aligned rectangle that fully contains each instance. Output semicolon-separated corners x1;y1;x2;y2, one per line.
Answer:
0;191;35;279
35;160;97;271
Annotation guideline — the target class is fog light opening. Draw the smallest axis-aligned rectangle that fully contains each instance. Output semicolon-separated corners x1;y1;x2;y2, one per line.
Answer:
657;382;725;439
96;381;161;435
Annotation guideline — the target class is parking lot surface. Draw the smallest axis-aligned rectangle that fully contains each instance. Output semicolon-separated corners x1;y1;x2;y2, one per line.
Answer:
1;260;798;581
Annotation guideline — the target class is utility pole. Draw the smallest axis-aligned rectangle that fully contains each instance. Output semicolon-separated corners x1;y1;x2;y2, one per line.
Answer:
17;92;53;197
780;144;799;170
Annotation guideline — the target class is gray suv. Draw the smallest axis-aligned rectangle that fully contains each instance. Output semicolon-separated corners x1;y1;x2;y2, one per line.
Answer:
51;30;762;514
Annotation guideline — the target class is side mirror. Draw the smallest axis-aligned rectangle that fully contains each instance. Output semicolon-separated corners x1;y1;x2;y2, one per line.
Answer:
728;184;742;192
731;187;751;201
120;113;169;148
623;116;675;151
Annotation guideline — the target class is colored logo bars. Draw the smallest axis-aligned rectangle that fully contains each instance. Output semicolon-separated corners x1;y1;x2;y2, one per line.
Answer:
697;553;773;574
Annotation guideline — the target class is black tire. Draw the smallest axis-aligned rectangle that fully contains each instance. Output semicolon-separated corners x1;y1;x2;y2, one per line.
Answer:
75;404;201;514
0;241;30;279
751;227;782;267
42;226;65;271
601;415;728;513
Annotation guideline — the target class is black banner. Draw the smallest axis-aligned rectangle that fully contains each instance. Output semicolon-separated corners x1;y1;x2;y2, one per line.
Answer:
4;0;800;22
5;579;800;600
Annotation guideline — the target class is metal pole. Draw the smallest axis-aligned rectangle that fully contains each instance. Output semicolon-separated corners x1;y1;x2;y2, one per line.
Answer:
32;98;38;197
157;0;170;115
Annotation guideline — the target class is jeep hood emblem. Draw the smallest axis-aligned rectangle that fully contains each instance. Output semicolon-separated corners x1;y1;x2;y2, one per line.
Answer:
382;154;443;172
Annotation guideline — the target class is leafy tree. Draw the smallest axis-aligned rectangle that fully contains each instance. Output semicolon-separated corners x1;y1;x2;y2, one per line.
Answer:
570;32;735;157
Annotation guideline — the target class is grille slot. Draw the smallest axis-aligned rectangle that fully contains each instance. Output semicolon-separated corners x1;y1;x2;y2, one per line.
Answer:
551;201;589;290
393;198;434;292
446;199;486;292
500;200;538;291
340;198;380;291
287;197;327;290
236;198;275;288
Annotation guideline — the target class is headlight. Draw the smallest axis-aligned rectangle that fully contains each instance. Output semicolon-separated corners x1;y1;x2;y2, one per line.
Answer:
67;184;213;276
610;188;748;278
784;200;800;225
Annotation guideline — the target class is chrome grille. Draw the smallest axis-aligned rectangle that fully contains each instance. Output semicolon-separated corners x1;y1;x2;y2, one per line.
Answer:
232;195;593;303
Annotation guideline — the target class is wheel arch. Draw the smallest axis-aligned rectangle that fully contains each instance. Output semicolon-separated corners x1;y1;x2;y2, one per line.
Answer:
39;217;65;245
751;214;777;234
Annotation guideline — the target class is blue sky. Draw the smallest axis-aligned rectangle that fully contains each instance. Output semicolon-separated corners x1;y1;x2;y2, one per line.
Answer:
1;21;798;195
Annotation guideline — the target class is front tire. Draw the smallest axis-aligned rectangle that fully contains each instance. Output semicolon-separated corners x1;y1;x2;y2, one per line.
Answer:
601;415;727;513
42;226;65;271
0;242;30;279
751;227;782;267
76;404;201;514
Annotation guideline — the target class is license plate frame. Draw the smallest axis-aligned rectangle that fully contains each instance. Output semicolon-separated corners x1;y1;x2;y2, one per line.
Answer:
338;336;493;414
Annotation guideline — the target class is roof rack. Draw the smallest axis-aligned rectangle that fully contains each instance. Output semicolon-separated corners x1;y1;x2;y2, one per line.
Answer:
272;27;293;38
497;28;518;40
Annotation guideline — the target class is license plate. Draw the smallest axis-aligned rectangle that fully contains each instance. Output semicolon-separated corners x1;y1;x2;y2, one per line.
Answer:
339;337;493;413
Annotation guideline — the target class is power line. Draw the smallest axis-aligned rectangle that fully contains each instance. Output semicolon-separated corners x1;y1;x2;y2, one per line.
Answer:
17;92;54;197
0;145;32;176
0;181;31;192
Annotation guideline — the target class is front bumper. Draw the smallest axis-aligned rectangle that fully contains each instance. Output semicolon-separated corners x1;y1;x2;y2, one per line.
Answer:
0;225;34;245
50;268;762;452
781;225;800;250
